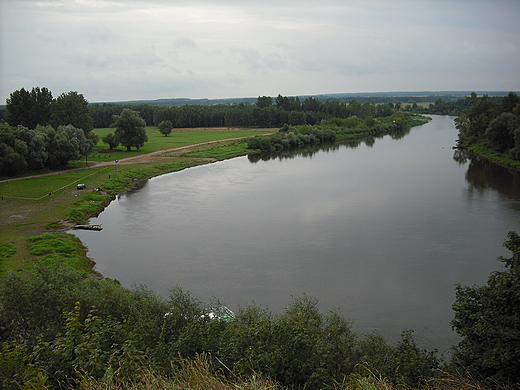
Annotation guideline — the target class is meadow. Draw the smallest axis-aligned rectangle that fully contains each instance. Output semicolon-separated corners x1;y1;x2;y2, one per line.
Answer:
87;127;273;162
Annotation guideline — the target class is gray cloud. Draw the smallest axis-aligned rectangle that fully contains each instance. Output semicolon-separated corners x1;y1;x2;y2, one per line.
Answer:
173;37;197;49
1;0;519;102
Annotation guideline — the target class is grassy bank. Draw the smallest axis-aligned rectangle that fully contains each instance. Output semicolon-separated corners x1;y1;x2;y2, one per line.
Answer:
464;142;520;170
0;127;272;276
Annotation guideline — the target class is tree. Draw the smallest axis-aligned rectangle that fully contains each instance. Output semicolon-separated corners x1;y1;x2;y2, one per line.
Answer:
5;87;53;129
484;112;518;152
50;91;93;134
13;126;49;171
256;96;273;108
47;125;90;168
452;231;520;385
102;132;119;150
302;96;323;112
158;120;173;136
501;92;520;114
111;109;147;151
456;95;499;144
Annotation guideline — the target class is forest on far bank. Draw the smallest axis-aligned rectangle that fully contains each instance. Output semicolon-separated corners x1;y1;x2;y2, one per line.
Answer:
84;92;510;128
3;87;520;176
2;88;519;176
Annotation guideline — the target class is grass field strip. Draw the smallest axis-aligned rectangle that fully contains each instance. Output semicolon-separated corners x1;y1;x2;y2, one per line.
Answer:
2;167;108;201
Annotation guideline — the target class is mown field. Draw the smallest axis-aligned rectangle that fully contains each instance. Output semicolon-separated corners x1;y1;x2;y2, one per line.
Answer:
86;127;274;162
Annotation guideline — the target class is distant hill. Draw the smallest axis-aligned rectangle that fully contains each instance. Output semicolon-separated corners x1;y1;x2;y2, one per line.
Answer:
97;91;513;107
1;91;514;111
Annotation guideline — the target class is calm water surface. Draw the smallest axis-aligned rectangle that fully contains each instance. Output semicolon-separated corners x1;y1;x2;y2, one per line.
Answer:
73;115;520;352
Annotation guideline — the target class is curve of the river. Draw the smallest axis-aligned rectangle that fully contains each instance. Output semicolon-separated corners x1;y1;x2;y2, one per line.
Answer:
72;115;520;353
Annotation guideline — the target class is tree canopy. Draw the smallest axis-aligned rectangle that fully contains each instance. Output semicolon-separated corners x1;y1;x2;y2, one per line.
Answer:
50;91;94;134
455;92;520;159
0;122;95;175
111;108;148;151
452;231;520;385
89;95;400;129
3;87;99;174
5;87;53;129
157;120;173;136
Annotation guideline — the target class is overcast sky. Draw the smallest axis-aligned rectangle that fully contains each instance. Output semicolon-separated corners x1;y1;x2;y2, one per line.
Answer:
1;0;519;103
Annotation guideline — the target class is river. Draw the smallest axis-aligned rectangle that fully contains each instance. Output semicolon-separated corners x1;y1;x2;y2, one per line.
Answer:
71;115;520;353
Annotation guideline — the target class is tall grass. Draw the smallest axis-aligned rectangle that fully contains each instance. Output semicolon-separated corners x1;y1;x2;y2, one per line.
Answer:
79;355;279;390
78;357;503;390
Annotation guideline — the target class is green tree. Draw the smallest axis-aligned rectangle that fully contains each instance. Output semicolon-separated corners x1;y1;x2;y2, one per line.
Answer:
456;94;499;144
303;96;323;112
0;124;26;176
276;94;301;111
13;125;49;171
5;88;31;128
157;120;173;136
5;87;53;129
501;91;520;114
256;95;273;108
111;109;148;151
47;125;90;168
452;231;520;385
101;132;119;150
484;112;518;152
50;91;93;134
510;127;520;160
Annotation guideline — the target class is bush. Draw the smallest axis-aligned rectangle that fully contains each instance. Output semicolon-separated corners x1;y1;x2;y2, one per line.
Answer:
0;268;446;390
452;231;520;385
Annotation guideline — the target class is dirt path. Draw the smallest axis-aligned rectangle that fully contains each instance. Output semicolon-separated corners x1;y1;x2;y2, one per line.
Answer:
96;136;249;165
0;136;251;183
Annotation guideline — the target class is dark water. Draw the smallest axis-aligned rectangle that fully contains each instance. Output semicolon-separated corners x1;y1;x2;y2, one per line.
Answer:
72;115;520;353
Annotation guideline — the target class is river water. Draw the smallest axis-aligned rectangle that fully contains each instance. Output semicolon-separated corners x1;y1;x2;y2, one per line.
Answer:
72;115;520;353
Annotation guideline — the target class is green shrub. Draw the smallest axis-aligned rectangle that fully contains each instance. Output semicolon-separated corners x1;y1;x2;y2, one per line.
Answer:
0;341;48;390
0;242;16;261
28;233;78;255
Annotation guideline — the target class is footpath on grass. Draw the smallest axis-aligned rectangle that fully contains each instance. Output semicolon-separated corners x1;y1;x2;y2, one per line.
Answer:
0;136;256;184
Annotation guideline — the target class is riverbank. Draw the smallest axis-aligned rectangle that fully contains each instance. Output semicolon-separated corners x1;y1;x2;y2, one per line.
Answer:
0;135;265;276
461;143;520;171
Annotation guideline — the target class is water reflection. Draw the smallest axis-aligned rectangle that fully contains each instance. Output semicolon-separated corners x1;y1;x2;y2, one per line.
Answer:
452;148;470;166
462;151;520;202
247;124;416;163
247;133;390;163
248;142;339;162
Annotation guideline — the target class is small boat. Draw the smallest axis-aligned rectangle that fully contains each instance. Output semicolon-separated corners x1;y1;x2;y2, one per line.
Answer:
74;224;103;231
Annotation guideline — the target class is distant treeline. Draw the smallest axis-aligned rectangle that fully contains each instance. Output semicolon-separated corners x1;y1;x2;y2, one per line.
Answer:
86;91;511;108
89;95;396;128
3;92;514;128
87;93;516;129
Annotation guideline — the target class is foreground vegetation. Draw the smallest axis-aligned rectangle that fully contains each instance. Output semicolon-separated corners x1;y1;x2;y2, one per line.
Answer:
1;230;519;389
